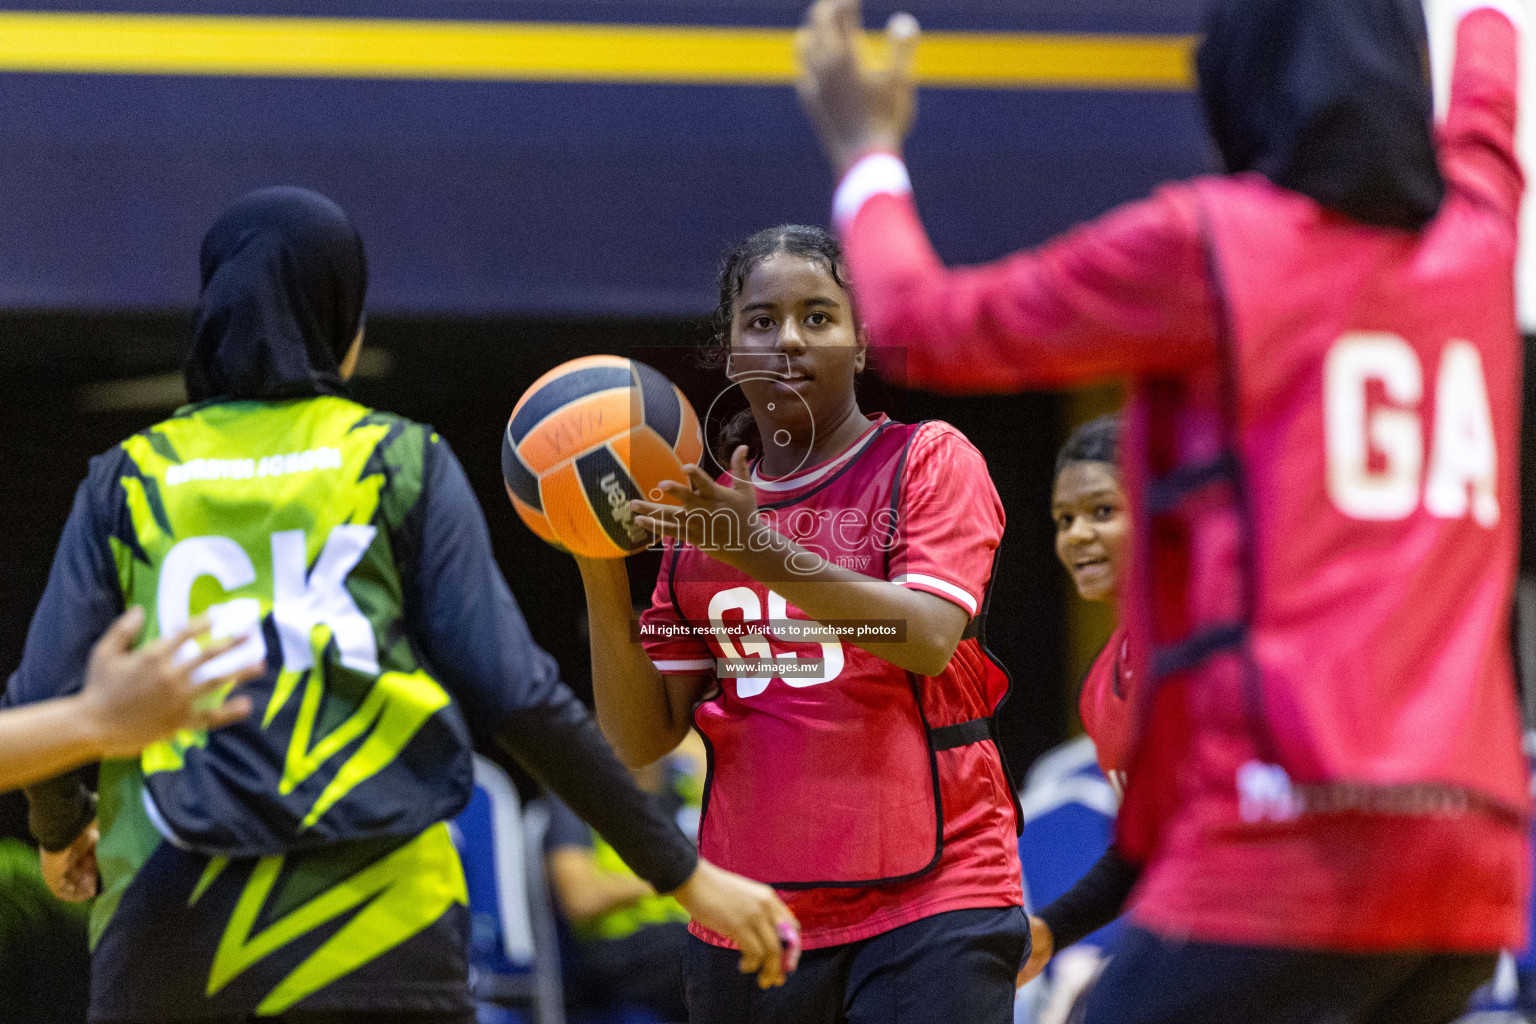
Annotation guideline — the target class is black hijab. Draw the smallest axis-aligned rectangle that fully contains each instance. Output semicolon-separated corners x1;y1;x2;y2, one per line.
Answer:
184;187;368;402
1197;0;1445;231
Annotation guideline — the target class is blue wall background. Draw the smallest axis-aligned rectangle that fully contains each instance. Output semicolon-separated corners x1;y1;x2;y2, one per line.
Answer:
0;0;1209;316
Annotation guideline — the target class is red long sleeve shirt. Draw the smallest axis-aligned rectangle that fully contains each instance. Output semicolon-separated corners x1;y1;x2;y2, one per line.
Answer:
837;4;1531;952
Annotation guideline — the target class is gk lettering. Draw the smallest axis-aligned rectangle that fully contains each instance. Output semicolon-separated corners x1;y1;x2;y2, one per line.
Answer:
157;526;379;682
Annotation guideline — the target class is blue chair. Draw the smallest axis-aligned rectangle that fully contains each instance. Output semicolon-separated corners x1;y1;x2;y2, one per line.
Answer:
452;754;566;1024
1018;736;1121;945
1015;737;1122;1024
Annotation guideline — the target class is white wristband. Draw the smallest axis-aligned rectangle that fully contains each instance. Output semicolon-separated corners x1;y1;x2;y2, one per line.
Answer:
1450;0;1526;30
832;152;913;233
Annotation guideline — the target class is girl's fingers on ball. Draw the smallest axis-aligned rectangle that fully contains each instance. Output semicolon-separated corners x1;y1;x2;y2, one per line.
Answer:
635;515;679;538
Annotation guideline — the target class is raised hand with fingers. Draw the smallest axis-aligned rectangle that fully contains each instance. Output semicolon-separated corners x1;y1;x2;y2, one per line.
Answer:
795;0;921;175
0;607;263;796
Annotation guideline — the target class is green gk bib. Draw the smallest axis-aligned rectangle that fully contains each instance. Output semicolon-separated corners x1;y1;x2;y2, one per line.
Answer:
111;396;473;856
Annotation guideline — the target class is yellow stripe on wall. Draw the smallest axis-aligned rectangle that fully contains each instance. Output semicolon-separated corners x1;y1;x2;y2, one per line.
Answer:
0;11;1195;90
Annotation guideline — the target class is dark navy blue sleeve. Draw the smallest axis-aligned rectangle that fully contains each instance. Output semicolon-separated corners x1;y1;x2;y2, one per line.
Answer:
4;452;125;710
4;451;126;849
406;439;699;894
403;436;563;729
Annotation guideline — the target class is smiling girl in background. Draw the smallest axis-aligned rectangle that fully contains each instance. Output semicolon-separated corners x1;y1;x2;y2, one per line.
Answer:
1018;414;1142;990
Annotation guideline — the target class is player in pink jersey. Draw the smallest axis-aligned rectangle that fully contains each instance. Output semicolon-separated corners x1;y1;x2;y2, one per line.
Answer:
797;0;1530;1020
572;224;1027;1023
1018;414;1141;990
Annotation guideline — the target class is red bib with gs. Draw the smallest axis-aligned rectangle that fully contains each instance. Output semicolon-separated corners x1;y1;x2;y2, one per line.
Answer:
642;419;1017;888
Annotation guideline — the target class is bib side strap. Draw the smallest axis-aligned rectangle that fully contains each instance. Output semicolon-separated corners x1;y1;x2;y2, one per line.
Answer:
931;717;993;751
1151;621;1248;681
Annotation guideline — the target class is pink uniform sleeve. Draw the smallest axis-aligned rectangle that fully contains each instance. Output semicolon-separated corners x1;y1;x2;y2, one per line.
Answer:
839;178;1219;395
886;422;1004;618
1440;4;1524;225
639;541;715;676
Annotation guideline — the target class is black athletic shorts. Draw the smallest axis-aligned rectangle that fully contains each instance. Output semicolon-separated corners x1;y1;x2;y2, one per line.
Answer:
684;905;1029;1024
1082;925;1498;1024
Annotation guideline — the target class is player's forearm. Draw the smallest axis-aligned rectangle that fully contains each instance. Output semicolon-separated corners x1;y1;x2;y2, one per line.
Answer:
575;875;654;922
576;557;691;766
832;158;1072;393
837;158;1217;392
721;523;966;676
1035;845;1141;951
489;697;699;895
847;195;1128;393
840;192;1025;394
0;697;109;793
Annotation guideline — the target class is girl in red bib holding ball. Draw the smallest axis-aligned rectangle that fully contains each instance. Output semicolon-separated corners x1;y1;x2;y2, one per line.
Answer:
573;225;1027;1024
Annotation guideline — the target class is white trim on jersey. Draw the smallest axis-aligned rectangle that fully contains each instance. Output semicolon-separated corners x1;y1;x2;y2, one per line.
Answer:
891;572;979;615
1451;0;1526;29
652;658;715;673
832;152;913;233
751;420;884;492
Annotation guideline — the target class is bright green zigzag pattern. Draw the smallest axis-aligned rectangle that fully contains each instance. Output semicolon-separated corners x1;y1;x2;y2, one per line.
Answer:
198;822;467;1015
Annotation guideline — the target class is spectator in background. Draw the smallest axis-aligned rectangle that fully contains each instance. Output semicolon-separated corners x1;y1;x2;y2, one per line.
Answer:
544;734;705;1023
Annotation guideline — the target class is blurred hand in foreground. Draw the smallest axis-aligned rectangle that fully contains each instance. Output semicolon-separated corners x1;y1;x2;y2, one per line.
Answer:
1018;914;1055;987
80;606;260;760
795;0;921;176
41;820;99;903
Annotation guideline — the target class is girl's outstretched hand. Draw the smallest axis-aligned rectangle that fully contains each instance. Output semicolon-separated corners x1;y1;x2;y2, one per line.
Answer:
630;446;762;565
80;607;261;760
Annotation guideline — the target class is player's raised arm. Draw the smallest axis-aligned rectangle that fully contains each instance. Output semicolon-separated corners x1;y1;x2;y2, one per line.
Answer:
795;0;1218;393
1440;1;1525;221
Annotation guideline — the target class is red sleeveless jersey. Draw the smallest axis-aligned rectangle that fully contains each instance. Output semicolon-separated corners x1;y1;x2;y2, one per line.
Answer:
640;416;1022;949
1080;626;1133;797
835;4;1530;952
